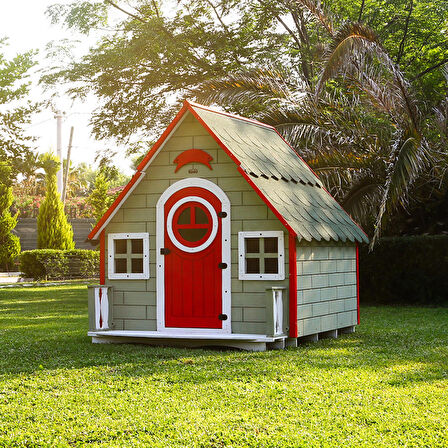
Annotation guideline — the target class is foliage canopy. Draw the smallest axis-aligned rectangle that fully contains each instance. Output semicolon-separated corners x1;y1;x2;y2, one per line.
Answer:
0;40;39;178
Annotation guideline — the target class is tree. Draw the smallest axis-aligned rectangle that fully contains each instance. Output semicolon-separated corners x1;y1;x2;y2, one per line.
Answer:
44;0;448;243
44;0;448;149
87;172;113;223
0;162;20;270
191;2;434;245
0;39;39;178
37;153;75;249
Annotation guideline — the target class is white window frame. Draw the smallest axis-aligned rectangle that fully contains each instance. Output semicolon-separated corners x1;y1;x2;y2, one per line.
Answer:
238;231;285;280
108;232;150;280
166;195;218;253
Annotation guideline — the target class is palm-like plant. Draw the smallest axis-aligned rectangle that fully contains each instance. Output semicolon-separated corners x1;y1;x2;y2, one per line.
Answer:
192;0;433;246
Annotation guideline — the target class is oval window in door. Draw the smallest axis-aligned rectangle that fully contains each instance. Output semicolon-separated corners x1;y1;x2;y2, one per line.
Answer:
166;196;218;253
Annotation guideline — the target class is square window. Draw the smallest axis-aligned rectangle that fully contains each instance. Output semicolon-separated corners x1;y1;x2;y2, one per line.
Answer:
108;233;149;279
238;231;284;280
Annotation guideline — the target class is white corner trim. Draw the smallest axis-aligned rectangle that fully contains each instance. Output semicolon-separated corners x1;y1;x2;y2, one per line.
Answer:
156;178;231;334
107;232;150;280
238;230;285;280
166;195;218;253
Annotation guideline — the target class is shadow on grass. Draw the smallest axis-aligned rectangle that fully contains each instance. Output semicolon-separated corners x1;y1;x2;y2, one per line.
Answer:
1;286;447;387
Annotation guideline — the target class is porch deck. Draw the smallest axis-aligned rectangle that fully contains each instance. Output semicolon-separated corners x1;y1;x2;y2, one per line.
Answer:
87;330;287;351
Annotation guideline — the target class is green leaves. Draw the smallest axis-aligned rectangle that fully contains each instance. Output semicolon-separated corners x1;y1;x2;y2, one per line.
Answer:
37;153;75;250
0;42;38;178
0;162;20;268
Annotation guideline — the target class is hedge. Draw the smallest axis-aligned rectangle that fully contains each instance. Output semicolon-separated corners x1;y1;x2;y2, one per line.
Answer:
359;235;448;306
20;249;99;280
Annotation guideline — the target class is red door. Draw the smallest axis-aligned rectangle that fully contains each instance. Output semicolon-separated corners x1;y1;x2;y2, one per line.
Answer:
164;187;223;328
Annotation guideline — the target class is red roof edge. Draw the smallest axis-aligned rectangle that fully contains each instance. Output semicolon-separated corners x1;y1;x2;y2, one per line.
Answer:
136;102;190;172
88;102;191;240
187;102;297;236
88;170;144;240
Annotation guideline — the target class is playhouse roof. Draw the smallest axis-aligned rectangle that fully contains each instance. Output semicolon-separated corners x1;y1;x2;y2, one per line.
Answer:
88;101;368;243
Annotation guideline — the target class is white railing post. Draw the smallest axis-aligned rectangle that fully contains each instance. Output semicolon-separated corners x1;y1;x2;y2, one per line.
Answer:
272;288;283;336
94;287;109;330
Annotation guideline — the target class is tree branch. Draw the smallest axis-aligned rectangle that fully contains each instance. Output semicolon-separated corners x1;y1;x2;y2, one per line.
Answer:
412;58;448;80
358;0;365;22
396;0;413;65
104;0;147;23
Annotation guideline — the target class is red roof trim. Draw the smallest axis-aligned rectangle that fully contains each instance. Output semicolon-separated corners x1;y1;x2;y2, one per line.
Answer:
238;167;297;236
188;101;276;130
289;232;298;338
88;103;190;240
188;102;296;235
187;102;242;166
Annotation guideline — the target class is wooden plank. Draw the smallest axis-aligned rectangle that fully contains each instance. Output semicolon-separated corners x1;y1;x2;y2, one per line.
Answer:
123;319;157;331
122;194;146;209
232;321;266;335
114;305;146;319
106;222;147;233
107;280;147;291
231;307;243;322
192;135;220;149
243;307;266;323
123;291;155;306
218;176;252;191
232;205;268;220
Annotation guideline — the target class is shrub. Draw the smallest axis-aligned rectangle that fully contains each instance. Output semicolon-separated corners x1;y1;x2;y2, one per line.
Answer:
37;153;75;250
0;162;21;270
20;249;99;280
359;235;448;306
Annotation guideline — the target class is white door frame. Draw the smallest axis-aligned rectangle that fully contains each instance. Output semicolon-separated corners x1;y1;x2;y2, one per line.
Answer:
156;178;231;334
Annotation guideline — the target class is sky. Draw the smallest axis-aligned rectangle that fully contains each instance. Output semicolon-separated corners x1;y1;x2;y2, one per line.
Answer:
1;0;133;174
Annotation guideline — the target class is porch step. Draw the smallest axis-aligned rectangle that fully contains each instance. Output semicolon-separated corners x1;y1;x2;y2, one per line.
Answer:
88;330;285;343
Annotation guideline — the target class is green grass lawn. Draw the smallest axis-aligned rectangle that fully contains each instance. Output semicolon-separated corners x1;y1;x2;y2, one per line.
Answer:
1;285;447;447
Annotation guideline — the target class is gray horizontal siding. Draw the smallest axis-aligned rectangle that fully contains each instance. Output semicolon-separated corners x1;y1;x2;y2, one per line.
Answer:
297;243;357;337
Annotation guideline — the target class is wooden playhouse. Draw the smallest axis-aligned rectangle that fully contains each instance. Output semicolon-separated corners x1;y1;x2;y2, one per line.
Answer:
87;100;368;351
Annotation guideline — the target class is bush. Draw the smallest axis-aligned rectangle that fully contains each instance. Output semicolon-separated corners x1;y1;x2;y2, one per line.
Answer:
37;153;74;250
359;235;448;306
20;249;99;280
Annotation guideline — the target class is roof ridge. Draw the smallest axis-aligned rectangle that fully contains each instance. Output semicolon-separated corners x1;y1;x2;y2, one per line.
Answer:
186;100;276;131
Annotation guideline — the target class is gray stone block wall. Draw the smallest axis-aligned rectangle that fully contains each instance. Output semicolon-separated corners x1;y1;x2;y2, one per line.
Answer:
296;243;357;337
14;218;96;250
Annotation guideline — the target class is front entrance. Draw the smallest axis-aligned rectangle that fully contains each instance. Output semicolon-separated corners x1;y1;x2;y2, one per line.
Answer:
156;179;231;333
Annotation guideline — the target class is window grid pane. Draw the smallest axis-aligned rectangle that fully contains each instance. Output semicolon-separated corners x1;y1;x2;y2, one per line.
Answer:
113;237;145;275
243;236;280;275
